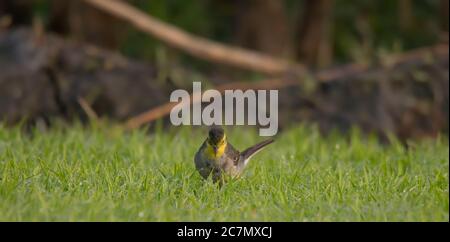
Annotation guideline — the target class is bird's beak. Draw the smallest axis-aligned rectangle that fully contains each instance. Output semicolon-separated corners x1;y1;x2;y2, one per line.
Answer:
213;146;218;154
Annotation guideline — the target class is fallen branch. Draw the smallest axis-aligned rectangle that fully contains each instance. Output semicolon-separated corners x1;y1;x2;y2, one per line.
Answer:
77;97;99;121
124;44;448;129
83;0;303;75
125;79;281;129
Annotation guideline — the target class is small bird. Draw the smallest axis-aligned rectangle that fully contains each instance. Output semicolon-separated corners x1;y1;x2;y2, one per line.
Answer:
194;126;274;183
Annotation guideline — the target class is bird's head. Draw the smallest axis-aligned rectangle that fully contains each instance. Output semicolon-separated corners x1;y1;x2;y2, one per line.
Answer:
207;126;227;155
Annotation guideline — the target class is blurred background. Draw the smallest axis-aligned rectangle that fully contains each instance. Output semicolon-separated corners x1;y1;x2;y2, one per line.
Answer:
0;0;448;141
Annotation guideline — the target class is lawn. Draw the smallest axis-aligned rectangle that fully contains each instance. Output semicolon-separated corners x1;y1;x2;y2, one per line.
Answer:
0;122;448;221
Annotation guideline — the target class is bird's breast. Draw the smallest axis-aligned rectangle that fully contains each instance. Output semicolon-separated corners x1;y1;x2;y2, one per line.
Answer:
205;142;227;160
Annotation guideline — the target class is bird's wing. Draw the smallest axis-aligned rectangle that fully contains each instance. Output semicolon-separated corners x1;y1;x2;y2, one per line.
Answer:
225;143;241;166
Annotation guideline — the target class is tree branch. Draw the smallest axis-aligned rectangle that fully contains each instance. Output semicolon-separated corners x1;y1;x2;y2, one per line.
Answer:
82;0;304;75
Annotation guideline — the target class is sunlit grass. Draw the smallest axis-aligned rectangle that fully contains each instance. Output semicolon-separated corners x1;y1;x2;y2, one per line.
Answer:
0;122;448;221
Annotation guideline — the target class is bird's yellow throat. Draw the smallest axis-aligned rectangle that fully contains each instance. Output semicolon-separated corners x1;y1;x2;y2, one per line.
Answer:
205;136;227;159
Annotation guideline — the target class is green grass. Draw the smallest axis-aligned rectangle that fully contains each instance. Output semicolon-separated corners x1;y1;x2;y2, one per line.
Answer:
0;122;448;221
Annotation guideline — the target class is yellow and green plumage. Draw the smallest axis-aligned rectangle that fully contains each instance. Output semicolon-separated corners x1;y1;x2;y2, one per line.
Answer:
194;127;274;183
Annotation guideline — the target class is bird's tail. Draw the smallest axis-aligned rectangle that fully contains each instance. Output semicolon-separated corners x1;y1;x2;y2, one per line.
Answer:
240;139;274;167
